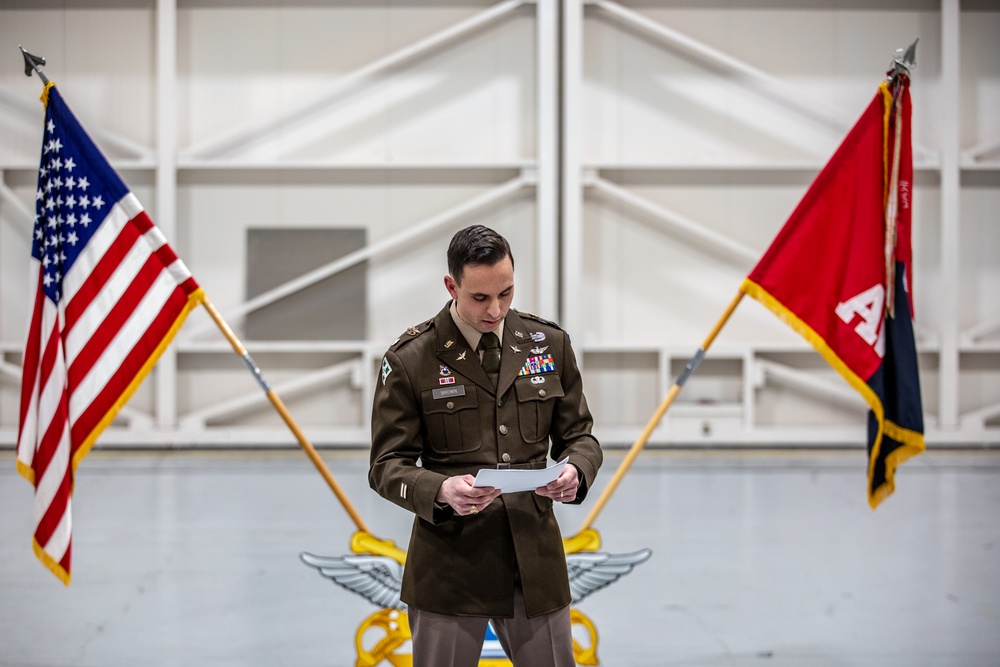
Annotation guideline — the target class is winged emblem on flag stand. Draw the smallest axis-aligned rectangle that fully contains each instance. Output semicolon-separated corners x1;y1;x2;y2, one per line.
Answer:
300;529;652;667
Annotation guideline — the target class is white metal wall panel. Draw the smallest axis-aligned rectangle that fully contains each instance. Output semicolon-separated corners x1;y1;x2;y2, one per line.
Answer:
0;1;997;447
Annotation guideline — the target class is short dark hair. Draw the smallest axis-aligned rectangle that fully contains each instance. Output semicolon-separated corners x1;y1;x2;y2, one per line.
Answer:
447;225;513;284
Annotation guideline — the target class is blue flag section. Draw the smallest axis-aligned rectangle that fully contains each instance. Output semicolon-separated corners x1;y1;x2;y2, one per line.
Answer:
866;261;924;507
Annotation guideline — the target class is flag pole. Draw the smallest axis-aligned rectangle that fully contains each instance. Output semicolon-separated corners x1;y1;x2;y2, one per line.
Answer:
18;48;370;534
887;39;918;91
575;289;745;535
884;38;917;318
199;297;371;534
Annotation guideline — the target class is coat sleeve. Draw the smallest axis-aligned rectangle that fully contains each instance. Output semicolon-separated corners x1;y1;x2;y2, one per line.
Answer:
369;348;450;523
549;333;603;504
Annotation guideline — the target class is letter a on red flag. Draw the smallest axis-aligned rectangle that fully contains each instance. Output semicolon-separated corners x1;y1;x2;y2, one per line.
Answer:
742;76;924;508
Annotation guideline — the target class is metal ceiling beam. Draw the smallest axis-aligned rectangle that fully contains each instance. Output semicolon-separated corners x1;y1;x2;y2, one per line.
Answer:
587;175;758;266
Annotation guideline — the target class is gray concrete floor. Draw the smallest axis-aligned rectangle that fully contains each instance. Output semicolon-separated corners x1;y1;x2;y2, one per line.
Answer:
1;448;999;667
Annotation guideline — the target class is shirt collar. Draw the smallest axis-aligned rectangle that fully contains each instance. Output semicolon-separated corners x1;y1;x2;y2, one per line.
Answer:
449;300;504;351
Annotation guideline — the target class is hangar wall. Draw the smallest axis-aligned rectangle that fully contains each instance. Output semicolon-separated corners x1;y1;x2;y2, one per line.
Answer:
0;1;997;448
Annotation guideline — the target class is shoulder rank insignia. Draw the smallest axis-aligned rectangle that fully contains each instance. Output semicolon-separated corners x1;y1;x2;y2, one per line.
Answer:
390;319;433;351
517;310;563;330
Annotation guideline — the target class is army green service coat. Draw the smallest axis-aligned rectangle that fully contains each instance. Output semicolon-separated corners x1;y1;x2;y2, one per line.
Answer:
369;303;603;619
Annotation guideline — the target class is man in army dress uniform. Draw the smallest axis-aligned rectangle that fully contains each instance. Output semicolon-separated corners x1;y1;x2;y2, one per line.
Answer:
369;225;603;667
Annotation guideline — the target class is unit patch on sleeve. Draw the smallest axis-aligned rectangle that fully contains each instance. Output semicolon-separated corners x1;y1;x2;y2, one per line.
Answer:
518;354;556;376
381;357;393;385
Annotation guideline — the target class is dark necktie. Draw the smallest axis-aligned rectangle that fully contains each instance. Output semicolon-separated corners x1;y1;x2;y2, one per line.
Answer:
478;332;501;388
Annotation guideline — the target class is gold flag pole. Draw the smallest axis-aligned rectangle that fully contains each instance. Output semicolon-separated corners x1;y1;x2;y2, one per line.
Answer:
574;289;745;536
19;44;390;555
200;296;370;534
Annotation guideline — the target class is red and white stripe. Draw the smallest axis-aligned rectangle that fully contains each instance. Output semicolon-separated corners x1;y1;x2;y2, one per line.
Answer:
17;193;201;584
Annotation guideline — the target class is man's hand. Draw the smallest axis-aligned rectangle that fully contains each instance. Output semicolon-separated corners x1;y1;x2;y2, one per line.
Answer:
537;463;579;503
436;475;501;516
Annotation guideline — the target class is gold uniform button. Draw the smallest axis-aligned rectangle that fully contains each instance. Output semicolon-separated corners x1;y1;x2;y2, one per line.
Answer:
538;389;546;397
499;424;509;435
446;401;454;409
502;453;511;463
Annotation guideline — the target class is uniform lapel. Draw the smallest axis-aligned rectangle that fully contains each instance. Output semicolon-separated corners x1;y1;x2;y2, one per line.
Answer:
432;305;494;395
497;310;533;397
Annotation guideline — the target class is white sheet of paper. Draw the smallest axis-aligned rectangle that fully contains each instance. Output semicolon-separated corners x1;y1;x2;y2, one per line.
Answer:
473;458;569;494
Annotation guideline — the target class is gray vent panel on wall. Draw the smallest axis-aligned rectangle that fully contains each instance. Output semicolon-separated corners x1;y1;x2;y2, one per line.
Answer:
246;228;366;341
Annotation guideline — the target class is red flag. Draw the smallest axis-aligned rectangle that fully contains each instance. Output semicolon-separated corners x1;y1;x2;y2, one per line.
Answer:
17;83;204;583
742;76;924;508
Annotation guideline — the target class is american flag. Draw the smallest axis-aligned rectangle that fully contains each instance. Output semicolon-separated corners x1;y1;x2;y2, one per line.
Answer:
17;83;203;584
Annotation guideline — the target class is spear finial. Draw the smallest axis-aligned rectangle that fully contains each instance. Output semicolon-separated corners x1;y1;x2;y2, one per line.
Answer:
19;45;49;84
889;38;918;84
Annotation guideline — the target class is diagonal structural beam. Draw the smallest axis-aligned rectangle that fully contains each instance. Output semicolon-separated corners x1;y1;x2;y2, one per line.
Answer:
0;178;35;240
587;175;758;266
963;136;1000;163
756;358;861;409
0;88;153;161
963;315;1000;344
180;359;361;428
184;173;533;338
183;0;529;160
0;359;25;381
961;401;1000;429
590;0;846;134
589;0;936;162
